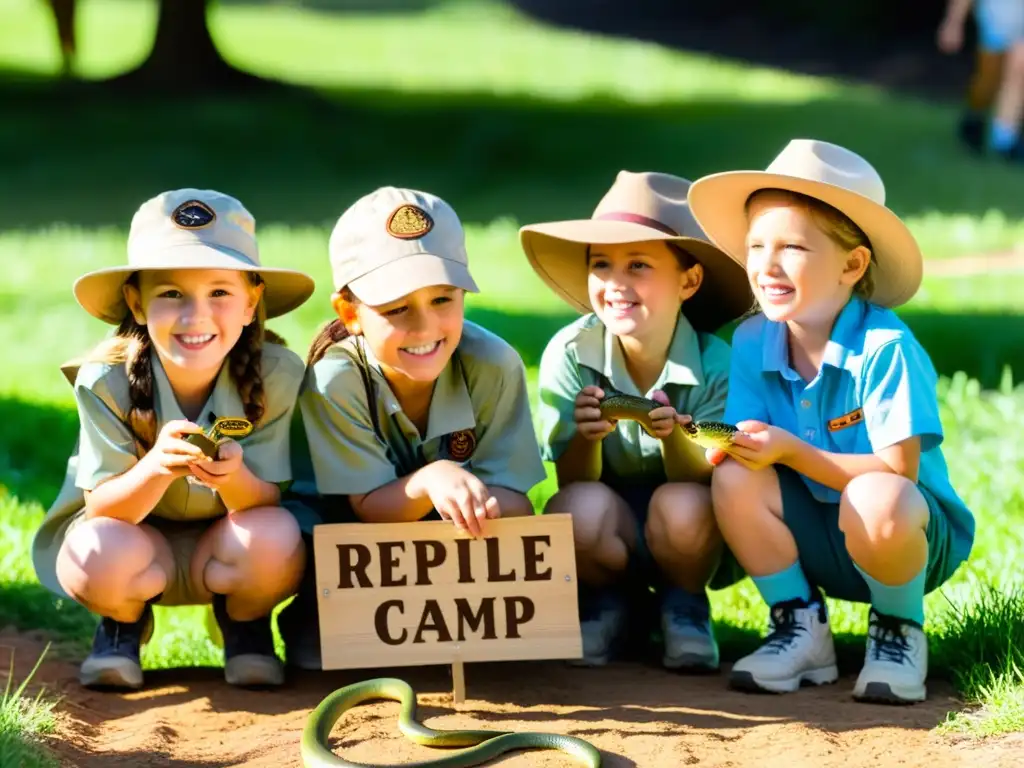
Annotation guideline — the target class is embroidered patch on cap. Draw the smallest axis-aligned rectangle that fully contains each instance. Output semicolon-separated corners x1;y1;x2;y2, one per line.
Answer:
386;204;433;240
445;429;477;462
827;408;864;432
172;200;216;230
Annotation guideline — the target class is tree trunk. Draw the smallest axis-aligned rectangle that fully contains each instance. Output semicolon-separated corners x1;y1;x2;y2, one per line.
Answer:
105;0;270;93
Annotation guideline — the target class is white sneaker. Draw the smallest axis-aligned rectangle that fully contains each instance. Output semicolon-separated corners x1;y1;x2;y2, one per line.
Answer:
853;609;928;704
729;595;839;693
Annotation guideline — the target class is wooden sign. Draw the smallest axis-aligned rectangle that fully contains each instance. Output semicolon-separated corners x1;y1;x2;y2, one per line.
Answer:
313;515;582;670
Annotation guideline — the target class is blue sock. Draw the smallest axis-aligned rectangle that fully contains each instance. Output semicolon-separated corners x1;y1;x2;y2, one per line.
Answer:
751;561;812;607
854;563;926;626
990;120;1019;152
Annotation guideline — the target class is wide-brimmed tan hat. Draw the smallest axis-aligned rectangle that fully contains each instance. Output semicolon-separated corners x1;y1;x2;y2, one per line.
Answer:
687;139;923;308
74;188;315;324
518;171;754;332
329;186;478;305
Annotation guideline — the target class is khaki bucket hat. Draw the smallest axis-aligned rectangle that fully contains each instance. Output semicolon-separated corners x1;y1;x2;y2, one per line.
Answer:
687;139;923;308
73;188;315;324
328;186;479;305
518;171;754;332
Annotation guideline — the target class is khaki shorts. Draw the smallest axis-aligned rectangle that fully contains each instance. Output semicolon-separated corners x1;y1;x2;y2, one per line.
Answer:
66;512;218;607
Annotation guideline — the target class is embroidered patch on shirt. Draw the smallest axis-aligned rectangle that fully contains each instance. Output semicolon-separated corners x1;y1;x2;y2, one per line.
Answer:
444;429;476;462
827;407;864;432
386;204;433;239
172;200;216;229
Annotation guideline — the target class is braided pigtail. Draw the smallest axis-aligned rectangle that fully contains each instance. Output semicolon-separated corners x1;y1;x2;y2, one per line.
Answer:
230;320;268;427
306;287;355;367
306;319;350;367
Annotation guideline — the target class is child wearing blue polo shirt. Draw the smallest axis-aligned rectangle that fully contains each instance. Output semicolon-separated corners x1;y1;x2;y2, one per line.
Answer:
687;140;975;705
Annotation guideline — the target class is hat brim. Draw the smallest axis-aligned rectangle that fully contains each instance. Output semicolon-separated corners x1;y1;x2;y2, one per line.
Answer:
73;242;315;324
346;251;479;306
519;219;755;332
687;171;923;308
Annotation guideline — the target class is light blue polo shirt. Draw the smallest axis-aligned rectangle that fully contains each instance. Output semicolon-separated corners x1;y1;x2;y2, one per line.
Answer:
724;296;975;565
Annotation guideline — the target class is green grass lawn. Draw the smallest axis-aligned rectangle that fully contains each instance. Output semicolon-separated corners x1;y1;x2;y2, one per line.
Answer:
2;0;1024;760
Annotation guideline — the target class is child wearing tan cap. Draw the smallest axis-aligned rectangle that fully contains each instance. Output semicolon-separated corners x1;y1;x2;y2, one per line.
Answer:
33;189;315;692
519;171;754;670
278;186;547;670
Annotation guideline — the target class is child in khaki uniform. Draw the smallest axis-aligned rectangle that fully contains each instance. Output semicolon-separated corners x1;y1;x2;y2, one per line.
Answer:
519;171;754;669
33;189;315;691
278;186;547;670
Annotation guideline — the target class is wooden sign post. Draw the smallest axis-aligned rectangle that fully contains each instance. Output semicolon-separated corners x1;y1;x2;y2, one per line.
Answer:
313;515;582;701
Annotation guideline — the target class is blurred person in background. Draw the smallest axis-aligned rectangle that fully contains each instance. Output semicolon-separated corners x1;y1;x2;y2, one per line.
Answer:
939;0;1024;161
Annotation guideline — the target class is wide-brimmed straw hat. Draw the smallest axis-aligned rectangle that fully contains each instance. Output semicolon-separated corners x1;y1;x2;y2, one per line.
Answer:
73;188;315;324
687;139;923;308
518;171;753;332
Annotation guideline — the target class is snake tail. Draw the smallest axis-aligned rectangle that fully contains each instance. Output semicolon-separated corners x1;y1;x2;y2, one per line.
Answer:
302;678;602;768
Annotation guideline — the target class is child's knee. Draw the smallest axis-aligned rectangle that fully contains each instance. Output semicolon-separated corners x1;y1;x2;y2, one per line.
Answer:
711;460;781;521
56;516;167;607
646;483;715;554
839;472;928;545
544;482;620;552
213;506;304;572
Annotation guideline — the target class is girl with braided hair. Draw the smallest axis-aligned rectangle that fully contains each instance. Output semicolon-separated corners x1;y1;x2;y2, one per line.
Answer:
32;189;315;691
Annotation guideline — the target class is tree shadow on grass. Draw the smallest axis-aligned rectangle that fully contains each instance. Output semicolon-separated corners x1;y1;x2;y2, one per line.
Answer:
0;74;1021;233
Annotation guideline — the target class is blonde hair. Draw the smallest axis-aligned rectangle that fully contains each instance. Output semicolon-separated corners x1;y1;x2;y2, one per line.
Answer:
84;271;285;451
745;188;875;300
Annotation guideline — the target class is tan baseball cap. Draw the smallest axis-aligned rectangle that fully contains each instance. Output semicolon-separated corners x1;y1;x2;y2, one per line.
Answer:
73;188;315;324
328;186;479;305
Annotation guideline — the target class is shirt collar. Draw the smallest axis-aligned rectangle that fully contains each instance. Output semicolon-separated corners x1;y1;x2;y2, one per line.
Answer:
760;295;867;379
576;312;704;394
353;336;475;441
151;348;241;429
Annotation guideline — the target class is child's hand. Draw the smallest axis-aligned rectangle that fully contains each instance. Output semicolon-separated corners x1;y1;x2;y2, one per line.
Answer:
713;420;797;471
189;439;244;490
142;419;208;478
648;390;688;439
937;18;963;53
422;461;499;538
573;385;615;441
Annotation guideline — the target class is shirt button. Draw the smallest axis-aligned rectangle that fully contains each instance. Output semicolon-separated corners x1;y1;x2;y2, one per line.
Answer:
800;399;811;409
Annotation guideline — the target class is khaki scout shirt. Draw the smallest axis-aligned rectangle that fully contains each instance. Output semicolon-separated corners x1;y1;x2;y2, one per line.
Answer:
299;320;546;497
32;342;304;598
536;312;731;489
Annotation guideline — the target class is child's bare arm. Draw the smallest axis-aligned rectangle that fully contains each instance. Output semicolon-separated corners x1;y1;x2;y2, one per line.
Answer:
781;436;922;492
938;0;974;52
553;431;603;486
348;471;437;524
84;462;177;524
84;419;204;524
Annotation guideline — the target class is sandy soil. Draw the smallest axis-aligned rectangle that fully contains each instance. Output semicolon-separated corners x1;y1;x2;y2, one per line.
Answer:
3;627;1022;768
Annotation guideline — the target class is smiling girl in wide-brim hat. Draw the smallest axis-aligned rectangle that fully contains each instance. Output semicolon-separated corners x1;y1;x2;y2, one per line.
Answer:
33;188;315;693
520;170;753;671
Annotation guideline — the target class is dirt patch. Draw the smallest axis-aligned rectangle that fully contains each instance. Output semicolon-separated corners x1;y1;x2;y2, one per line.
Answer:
1;627;1020;768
